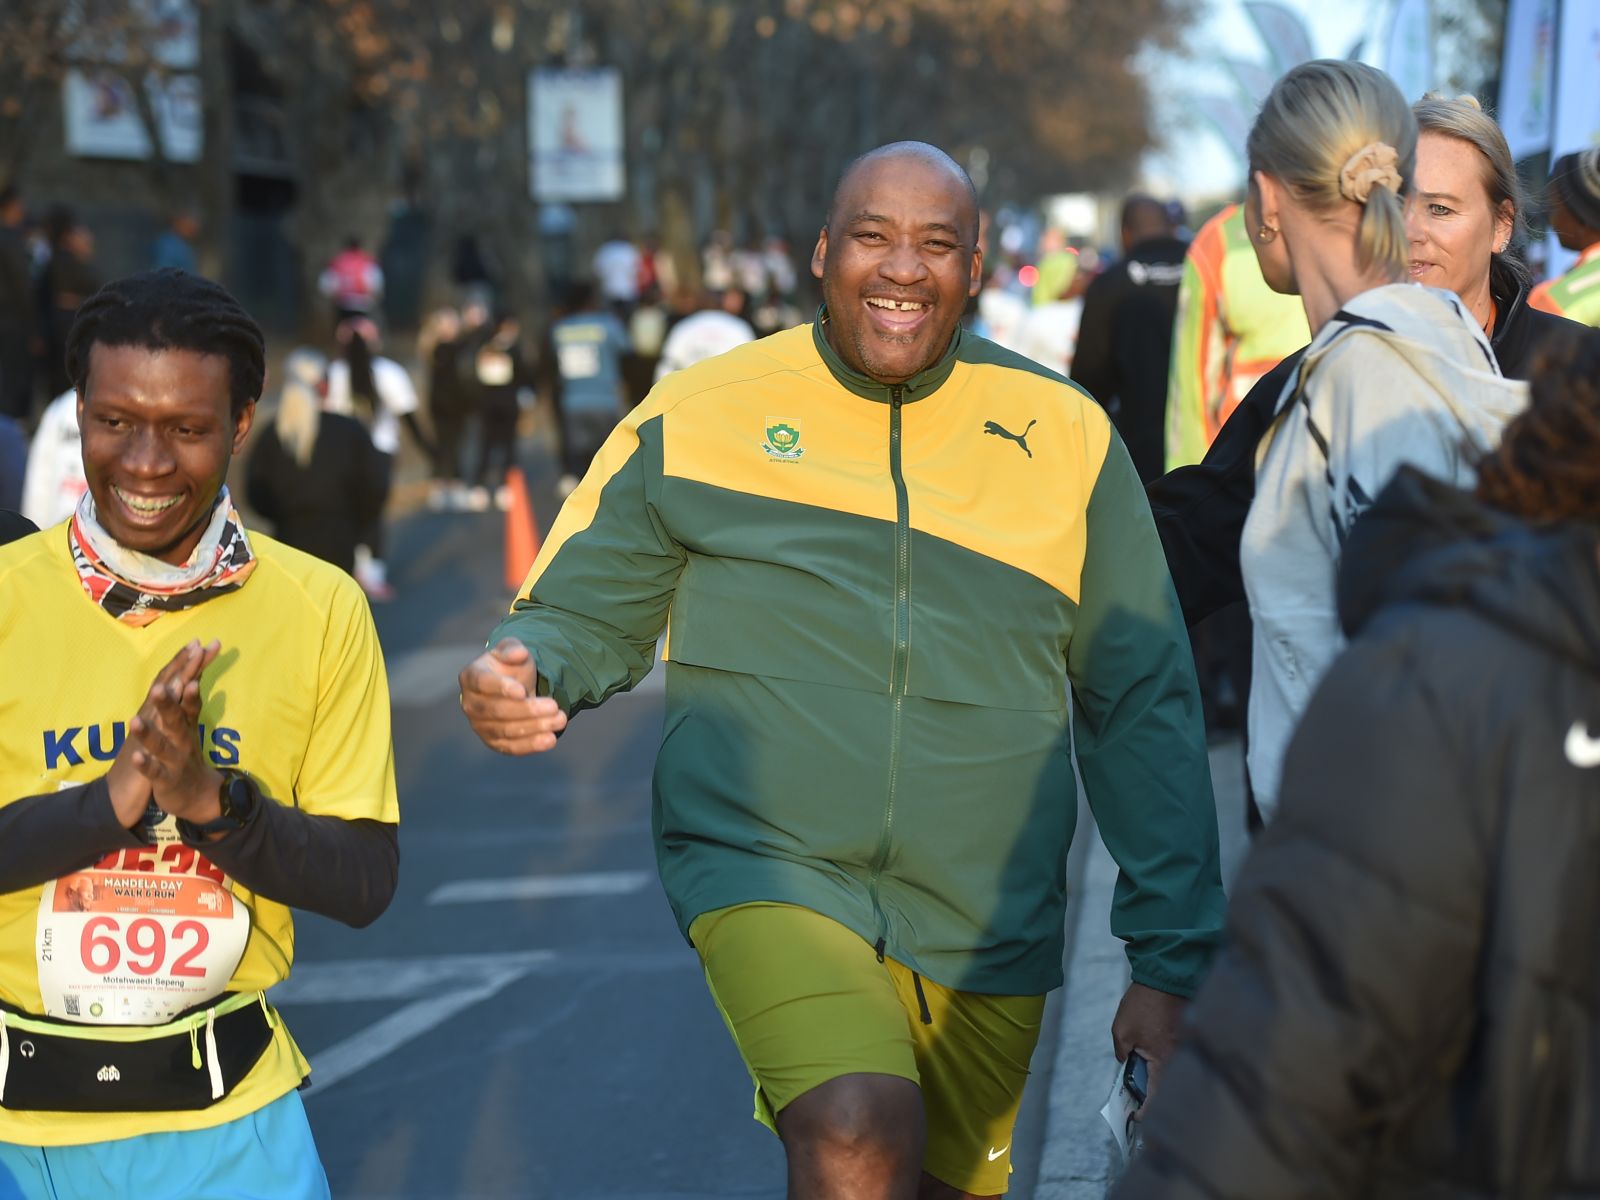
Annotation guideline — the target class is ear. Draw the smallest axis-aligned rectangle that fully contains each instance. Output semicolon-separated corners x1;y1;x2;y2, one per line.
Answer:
1492;198;1515;252
1252;170;1282;226
810;227;828;281
230;400;256;455
967;244;983;298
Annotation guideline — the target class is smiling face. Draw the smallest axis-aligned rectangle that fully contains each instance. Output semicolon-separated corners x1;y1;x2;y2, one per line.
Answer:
811;152;981;385
78;343;253;565
1405;132;1512;305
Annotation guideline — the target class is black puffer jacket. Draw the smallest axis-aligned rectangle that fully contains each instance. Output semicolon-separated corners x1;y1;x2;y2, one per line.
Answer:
1117;466;1600;1199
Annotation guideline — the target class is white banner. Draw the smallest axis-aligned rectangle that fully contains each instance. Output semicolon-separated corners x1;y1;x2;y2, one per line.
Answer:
1500;0;1560;160
1241;2;1315;77
62;69;201;162
528;68;626;203
1384;0;1434;102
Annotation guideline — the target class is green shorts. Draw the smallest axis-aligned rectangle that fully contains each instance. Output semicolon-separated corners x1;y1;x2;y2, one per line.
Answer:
689;901;1045;1195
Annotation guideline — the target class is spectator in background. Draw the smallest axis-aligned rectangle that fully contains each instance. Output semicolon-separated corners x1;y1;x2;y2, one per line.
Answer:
1072;195;1188;482
150;210;200;273
1015;251;1088;376
247;349;387;575
1164;203;1309;469
19;387;85;529
319;236;384;326
470;310;534;511
1116;328;1600;1200
1531;147;1600;328
652;288;754;383
544;281;629;497
39;208;100;400
593;233;640;320
1233;60;1524;822
0;183;34;422
325;319;424;599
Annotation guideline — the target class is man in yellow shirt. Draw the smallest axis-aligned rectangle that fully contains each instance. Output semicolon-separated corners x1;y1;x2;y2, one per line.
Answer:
0;269;399;1197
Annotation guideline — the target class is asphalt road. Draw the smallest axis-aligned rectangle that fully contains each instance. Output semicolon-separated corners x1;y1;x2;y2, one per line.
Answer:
271;443;1242;1199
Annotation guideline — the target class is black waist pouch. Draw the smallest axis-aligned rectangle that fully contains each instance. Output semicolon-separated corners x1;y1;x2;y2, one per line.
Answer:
0;992;276;1112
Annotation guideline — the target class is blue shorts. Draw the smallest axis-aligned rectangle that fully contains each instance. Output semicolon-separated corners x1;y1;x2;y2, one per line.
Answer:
0;1091;329;1200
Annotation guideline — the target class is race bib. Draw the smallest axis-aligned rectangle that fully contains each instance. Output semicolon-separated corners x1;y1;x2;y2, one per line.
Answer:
557;342;601;381
35;815;250;1025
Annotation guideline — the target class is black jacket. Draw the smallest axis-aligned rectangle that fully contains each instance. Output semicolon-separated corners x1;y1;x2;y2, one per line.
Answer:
1149;268;1584;626
1072;235;1188;483
0;509;34;547
1117;466;1600;1199
245;411;387;575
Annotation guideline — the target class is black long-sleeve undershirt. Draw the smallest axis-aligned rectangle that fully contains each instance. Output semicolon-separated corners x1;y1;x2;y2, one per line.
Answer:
0;777;397;929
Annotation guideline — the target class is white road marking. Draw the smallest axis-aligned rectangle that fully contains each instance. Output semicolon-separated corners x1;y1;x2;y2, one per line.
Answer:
271;949;694;1095
273;952;556;1093
386;643;666;708
426;869;654;906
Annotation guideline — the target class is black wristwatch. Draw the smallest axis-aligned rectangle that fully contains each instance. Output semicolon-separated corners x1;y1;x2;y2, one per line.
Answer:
179;769;260;839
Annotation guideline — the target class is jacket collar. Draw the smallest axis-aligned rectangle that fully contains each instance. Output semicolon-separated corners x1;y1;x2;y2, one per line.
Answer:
811;305;962;403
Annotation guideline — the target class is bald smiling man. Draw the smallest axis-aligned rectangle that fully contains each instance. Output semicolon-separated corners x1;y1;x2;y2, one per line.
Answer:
460;142;1225;1198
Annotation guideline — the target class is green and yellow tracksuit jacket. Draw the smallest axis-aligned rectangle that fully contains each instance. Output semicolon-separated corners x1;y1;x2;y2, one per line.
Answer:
492;315;1225;997
1529;241;1600;328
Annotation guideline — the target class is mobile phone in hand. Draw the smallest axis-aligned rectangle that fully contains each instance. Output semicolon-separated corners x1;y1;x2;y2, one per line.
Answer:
1123;1051;1149;1106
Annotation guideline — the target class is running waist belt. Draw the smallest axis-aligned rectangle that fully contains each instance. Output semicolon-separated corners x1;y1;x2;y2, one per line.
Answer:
0;991;276;1112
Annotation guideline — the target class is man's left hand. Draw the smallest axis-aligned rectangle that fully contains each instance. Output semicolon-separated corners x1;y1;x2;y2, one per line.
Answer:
1111;981;1187;1118
124;639;224;825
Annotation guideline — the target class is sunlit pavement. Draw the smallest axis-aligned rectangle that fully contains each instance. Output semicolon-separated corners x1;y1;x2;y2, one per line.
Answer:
274;436;1248;1198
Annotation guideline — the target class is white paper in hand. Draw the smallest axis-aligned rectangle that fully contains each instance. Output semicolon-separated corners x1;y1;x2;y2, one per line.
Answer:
1100;1060;1141;1160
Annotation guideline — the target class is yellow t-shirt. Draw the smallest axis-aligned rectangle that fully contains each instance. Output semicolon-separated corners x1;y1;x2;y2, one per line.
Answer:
0;524;399;1145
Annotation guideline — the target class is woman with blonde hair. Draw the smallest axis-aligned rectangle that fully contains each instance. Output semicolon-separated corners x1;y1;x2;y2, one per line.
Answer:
1407;92;1581;375
246;348;387;575
1237;60;1525;820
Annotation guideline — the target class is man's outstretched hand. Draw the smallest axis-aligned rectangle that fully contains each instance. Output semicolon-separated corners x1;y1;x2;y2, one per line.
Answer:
459;637;568;755
1112;981;1187;1118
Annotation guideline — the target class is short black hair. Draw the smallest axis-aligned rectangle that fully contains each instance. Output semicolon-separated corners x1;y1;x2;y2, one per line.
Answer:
66;269;266;417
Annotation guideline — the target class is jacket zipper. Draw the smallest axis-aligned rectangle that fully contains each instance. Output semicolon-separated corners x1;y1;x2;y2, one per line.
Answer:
868;385;911;953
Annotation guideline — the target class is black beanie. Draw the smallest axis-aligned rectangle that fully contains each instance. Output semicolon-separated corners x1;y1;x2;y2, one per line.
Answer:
1551;148;1600;233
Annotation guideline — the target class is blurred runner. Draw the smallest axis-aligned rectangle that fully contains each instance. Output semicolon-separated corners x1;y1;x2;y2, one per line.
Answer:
544;282;628;497
19;388;86;530
651;289;754;383
469;311;534;510
460;141;1223;1199
1072;195;1188;482
419;306;473;510
246;349;387;575
1530;147;1600;327
0;269;397;1199
1164;204;1309;469
325;319;425;599
318;237;383;326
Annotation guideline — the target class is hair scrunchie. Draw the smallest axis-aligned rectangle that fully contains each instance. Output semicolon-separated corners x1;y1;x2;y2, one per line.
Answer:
1339;141;1403;205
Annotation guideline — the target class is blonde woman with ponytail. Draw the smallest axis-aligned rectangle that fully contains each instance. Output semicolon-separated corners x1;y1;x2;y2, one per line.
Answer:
1236;61;1527;821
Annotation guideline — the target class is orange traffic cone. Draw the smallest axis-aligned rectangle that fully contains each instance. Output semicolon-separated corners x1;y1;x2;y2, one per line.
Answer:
503;467;542;594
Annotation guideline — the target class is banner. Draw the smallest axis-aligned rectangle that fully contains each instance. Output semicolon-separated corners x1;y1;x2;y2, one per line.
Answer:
1241;2;1314;78
528;68;626;203
1499;0;1560;160
1384;0;1433;102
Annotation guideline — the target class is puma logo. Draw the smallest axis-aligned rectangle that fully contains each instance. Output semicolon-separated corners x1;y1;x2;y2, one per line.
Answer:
983;419;1036;458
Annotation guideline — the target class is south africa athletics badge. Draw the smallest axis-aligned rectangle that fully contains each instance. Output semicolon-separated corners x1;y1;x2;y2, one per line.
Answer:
762;418;804;461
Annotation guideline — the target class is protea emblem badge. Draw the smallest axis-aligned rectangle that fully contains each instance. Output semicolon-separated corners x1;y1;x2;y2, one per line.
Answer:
763;419;804;460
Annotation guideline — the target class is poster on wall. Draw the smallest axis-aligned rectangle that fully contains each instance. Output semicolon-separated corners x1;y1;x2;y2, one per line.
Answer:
528;67;626;203
62;69;201;161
